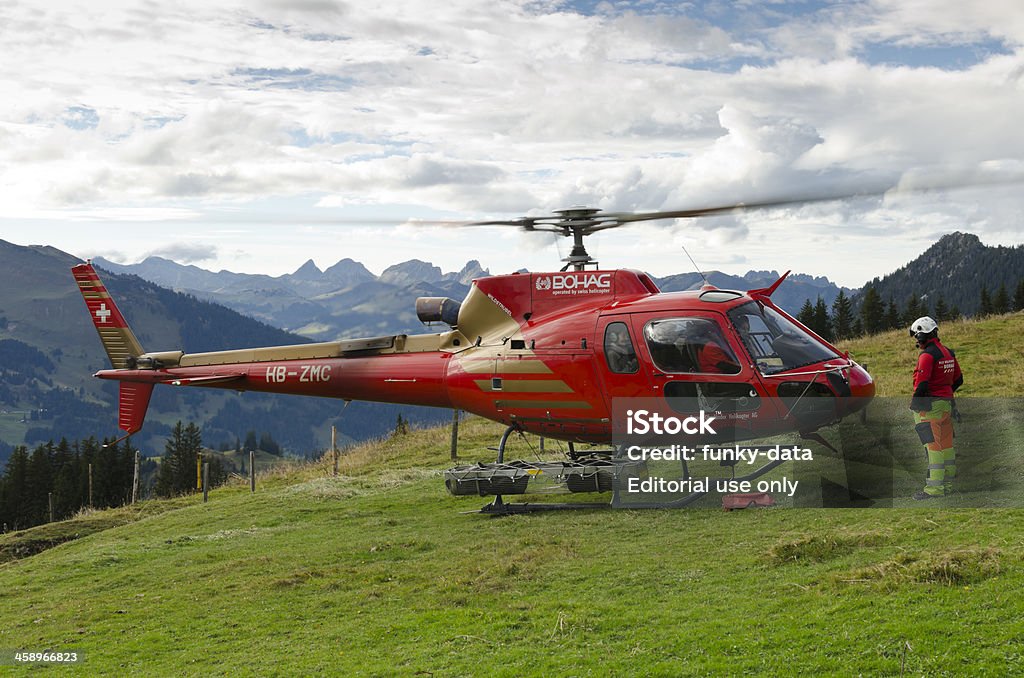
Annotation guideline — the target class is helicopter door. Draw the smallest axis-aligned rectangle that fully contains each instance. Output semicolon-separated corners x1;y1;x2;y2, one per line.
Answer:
635;313;779;440
596;318;647;398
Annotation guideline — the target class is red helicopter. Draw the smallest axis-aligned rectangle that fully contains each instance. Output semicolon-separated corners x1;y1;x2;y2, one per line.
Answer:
73;203;875;511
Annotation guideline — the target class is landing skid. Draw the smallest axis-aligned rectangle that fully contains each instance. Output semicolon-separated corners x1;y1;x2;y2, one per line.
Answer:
446;425;788;515
476;495;610;516
450;425;626;515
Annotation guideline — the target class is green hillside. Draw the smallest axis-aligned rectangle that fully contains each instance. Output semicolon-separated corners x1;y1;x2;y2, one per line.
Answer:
1;316;1023;675
839;310;1024;397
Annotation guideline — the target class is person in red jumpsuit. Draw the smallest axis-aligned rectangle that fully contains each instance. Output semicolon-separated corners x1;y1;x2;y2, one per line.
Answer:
909;316;963;499
693;324;740;374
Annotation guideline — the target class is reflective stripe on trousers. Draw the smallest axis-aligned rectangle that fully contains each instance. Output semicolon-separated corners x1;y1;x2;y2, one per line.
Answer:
914;399;955;496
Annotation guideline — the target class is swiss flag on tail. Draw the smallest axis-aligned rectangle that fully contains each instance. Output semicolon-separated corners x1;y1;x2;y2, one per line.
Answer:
72;262;145;369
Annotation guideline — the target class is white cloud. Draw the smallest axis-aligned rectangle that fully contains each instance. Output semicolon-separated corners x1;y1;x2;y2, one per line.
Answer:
0;1;1022;288
145;242;220;264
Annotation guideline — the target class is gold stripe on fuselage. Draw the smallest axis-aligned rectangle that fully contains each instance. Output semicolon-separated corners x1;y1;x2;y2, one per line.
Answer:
474;379;573;393
458;358;554;374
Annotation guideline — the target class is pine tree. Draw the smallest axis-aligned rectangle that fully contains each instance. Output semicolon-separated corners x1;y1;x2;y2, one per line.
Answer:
813;296;833;341
885;299;901;331
155;421;203;498
993;283;1009;315
1014;279;1024;312
1;446;30;529
207;456;229;487
934;296;949;322
394;414;409;436
92;439;119;508
851;317;864;337
831;290;853;340
25;443;54;525
979;286;992;316
860;286;885;335
52;461;78;521
797;299;815;328
903;293;922;325
77;437;98;509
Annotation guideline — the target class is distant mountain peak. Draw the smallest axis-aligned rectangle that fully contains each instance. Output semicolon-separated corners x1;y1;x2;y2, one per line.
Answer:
443;259;489;285
857;231;1023;317
937;231;981;244
323;258;375;286
380;259;443;286
291;259;323;280
929;231;983;254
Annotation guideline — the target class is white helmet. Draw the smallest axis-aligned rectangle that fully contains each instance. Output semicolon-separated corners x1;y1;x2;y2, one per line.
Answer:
909;316;938;340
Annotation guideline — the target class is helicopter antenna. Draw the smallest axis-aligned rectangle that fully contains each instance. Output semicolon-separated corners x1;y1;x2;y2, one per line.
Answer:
681;244;710;286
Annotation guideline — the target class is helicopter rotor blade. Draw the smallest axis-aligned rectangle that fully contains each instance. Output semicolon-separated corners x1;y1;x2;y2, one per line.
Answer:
596;166;1024;227
599;187;889;226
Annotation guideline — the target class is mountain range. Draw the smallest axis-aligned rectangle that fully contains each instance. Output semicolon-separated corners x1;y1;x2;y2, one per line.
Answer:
94;257;849;341
859;232;1024;316
0;241;450;464
93;256;490;341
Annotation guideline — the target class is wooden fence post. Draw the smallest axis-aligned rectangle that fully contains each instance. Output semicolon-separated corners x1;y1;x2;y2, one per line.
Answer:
203;462;209;503
332;425;339;477
450;409;460;460
249;450;256;493
132;451;140;504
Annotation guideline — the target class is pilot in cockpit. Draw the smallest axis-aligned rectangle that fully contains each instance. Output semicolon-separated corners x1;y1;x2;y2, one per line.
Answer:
687;322;741;375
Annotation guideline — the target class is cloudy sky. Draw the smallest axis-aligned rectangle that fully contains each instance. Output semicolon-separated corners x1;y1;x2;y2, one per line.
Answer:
2;0;1023;287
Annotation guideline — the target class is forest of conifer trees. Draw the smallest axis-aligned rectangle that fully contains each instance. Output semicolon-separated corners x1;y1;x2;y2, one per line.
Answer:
0;436;148;531
0;421;233;532
796;278;1024;341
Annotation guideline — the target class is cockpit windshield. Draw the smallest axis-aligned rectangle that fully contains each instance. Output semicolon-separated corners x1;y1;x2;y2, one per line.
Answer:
727;301;839;375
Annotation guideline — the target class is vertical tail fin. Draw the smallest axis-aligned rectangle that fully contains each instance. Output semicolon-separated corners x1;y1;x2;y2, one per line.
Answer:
73;262;153;439
72;262;145;369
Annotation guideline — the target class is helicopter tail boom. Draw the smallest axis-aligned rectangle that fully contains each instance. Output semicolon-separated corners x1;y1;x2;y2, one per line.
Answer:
75;261;458;437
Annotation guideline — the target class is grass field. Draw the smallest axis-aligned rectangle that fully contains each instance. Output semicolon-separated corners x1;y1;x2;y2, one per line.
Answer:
1;313;1023;676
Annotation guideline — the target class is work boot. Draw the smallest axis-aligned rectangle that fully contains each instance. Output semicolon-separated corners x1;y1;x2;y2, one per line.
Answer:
913;490;940;500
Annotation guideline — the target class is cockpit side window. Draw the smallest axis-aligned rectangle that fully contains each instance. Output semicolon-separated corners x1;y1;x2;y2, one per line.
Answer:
604;322;638;374
643;318;740;375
